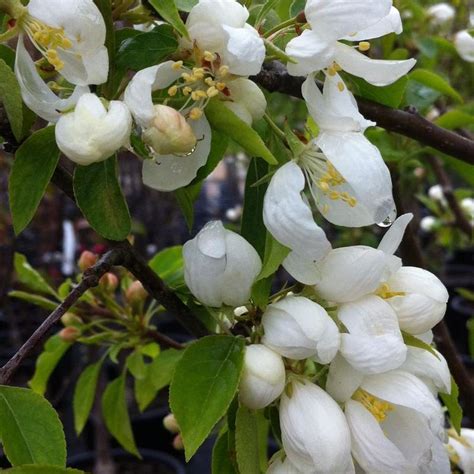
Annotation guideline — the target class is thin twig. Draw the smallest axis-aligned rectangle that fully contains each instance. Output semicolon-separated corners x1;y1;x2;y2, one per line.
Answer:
252;61;474;165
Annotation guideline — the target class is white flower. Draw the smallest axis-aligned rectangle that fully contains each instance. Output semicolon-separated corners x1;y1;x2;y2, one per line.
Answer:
15;36;88;123
239;345;285;409
285;0;415;85
428;184;445;201
223;78;267;125
461;197;474;218
454;30;474;62
448;428;474;473
55;94;131;166
326;355;449;473
427;3;456;25
20;0;108;85
267;456;303;474
262;296;340;363
183;221;262;307
280;381;353;473
420;215;437;232
183;0;265;76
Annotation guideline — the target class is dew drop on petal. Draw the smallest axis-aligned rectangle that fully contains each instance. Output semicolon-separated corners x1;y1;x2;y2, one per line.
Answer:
377;208;397;228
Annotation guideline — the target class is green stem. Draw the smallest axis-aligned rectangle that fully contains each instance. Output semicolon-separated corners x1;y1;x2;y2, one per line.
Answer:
263;17;298;38
0;0;26;19
264;113;286;142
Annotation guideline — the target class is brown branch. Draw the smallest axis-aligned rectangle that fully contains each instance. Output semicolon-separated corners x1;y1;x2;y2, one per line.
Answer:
252;61;474;166
0;248;125;385
427;155;472;238
143;329;184;350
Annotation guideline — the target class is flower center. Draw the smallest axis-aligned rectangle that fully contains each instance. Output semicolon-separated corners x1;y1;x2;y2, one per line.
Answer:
23;17;72;71
375;283;406;299
167;51;231;121
352;389;393;422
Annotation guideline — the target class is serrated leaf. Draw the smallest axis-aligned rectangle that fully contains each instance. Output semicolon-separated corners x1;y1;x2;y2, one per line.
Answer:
402;332;440;360
149;246;185;289
3;467;84;474
73;155;131;241
9;127;60;234
29;335;71;395
102;374;140;457
149;0;189;39
212;431;237;474
235;406;260;474
0;58;24;141
73;359;104;435
13;253;58;298
170;336;245;460
116;25;178;70
206;99;277;165
440;377;462;435
0;386;66;467
8;291;58;310
409;69;463;104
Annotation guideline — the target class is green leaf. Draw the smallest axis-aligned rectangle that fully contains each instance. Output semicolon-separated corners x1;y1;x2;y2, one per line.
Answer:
175;183;202;231
73;156;131;241
9;127;60;234
73;359;104;435
0;58;24;141
440;377;462;435
102;374;140;457
212;431;237;474
170;336;245;460
127;351;147;380
29;335;71;395
149;246;185;289
175;0;198;11
8;291;58;310
402;332;440;359
206;99;278;165
409;69;463;104
349;75;408;108
257;233;290;280
116;25;178;70
235;406;260;474
3;467;84;474
435;110;474;130
0;386;66;467
255;0;280;26
149;0;189;39
0;44;15;68
13;253;58;298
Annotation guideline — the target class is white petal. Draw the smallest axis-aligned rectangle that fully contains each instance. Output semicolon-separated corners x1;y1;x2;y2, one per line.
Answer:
326;354;364;403
286;30;335;76
142;115;211;191
401;346;451;394
454;30;474;63
267;457;305;474
341;7;403;41
186;0;248;31
345;400;409;473
339;295;407;374
226;78;267;123
314;246;396;303
305;0;392;41
449;432;474;473
421;436;450;474
281;251;321;285
15;36;88;123
334;43;416;86
124;62;182;127
314;132;395;227
263;162;331;262
378;213;414;255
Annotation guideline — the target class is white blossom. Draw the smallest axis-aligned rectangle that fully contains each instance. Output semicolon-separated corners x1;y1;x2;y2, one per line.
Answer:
420;216;437;232
447;428;474;473
427;3;456;25
454;30;474;62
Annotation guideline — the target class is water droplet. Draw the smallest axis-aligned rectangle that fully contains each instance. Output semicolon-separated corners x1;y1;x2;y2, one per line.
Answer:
377;208;397;228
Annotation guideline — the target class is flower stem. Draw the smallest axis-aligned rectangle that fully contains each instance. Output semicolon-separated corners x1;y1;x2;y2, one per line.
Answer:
0;0;26;19
264;113;286;142
263;17;299;39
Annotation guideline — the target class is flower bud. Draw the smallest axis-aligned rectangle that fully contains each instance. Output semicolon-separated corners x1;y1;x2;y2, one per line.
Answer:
125;281;148;304
99;272;119;292
428;184;444;202
427;3;455;25
420;216;437;232
78;250;98;271
163;413;180;434
239;345;285;409
172;434;184;451
61;312;83;327
461;198;474;217
58;326;81;343
280;381;352;472
385;266;449;335
142;105;197;155
454;30;474;62
262;296;340;364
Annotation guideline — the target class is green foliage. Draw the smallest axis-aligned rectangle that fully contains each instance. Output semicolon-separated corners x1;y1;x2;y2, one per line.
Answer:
3;467;84;474
212;431;237;474
170;336;245;460
13;253;58;298
9;127;60;235
409;69;463;104
149;246;185;289
257;233;290;281
175;0;198;11
440;377;463;435
73;156;131;241
349;76;408;108
149;0;189;39
235;406;261;474
29;336;72;396
8;291;58;310
402;332;440;359
0;386;66;467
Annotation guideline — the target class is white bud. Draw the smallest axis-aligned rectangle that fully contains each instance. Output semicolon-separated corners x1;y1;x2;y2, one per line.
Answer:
428;184;444;201
224;78;267;125
454;30;474;62
143;105;197;155
234;306;248;317
267;456;303;473
163;413;180;433
55;93;132;166
427;3;455;25
183;221;262;307
420;216;437;232
461;198;474;217
239;345;285;410
280;381;352;472
385;266;448;335
262;296;340;363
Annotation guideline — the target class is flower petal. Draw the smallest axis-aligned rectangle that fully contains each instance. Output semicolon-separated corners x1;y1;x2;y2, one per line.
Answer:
377;213;413;255
326;354;364;403
263;162;331;262
334;43;416;86
225;78;266;123
142;115;211;191
282;251;321;285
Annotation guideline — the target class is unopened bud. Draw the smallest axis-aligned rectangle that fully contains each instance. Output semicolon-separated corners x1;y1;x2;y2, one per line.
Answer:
172;434;184;450
61;312;83;327
99;272;119;292
58;326;81;342
142;105;196;155
163;413;180;434
125;281;148;304
78;251;98;271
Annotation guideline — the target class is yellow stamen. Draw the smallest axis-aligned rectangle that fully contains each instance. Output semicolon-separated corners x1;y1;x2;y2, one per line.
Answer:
205;77;216;86
353;389;393;423
216;82;226;91
337;81;345;91
168;85;178;96
375;283;406;299
218;65;229;77
203;51;216;62
172;60;183;70
207;86;219;98
183;86;193;96
358;41;371;52
189;108;203;120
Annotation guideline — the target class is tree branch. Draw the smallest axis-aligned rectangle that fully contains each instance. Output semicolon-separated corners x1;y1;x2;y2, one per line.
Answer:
253;61;474;166
0;247;125;385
